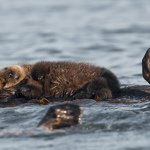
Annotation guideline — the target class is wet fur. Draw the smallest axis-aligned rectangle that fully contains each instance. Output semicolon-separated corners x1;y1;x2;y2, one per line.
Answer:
18;61;120;100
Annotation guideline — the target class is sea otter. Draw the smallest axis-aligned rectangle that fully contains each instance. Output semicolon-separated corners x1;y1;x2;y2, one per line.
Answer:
0;61;120;102
17;61;120;100
0;64;33;90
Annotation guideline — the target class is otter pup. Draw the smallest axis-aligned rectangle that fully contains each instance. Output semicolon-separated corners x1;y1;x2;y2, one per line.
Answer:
18;61;120;100
0;64;33;90
142;48;150;83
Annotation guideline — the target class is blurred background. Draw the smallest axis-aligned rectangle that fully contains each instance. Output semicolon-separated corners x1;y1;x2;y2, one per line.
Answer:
1;1;150;150
0;0;150;86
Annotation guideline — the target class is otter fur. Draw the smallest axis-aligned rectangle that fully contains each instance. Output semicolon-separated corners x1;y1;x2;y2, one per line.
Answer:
38;103;82;130
142;48;150;84
0;64;33;90
17;61;120;100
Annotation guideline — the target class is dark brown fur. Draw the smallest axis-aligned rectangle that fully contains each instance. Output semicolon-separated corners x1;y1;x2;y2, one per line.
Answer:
18;61;120;100
142;48;150;83
38;103;82;130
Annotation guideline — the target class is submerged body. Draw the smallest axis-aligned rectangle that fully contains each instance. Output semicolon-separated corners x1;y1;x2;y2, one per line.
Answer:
38;103;82;130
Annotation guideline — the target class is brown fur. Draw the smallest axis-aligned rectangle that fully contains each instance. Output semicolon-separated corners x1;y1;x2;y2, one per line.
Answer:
0;64;33;90
18;61;120;100
142;48;150;83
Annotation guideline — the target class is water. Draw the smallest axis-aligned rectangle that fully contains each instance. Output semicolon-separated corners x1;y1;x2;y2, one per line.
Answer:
0;0;150;149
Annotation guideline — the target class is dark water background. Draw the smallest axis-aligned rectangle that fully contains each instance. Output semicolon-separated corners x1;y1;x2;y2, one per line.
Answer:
1;0;150;150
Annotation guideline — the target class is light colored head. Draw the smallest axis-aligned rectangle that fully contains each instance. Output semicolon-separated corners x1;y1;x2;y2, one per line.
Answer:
0;65;26;90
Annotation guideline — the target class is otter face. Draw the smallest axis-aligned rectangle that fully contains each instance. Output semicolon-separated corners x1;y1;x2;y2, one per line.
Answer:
32;70;45;82
31;61;50;83
0;65;26;90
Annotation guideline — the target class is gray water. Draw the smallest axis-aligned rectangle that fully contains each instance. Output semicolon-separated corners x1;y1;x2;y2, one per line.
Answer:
0;0;150;150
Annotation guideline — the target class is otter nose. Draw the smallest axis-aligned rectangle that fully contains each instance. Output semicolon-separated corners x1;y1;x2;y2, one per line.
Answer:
14;75;19;79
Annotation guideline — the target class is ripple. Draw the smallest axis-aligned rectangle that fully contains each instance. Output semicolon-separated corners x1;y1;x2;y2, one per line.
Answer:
35;48;61;54
102;25;150;34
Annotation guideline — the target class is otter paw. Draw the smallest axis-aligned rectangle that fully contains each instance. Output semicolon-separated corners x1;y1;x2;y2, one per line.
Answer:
17;86;32;98
38;103;82;130
16;86;42;99
0;96;11;103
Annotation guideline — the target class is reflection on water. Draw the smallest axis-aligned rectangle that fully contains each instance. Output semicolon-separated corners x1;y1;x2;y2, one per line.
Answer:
0;0;150;150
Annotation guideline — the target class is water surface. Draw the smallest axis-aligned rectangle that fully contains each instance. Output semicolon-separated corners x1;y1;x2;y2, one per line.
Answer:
0;0;150;150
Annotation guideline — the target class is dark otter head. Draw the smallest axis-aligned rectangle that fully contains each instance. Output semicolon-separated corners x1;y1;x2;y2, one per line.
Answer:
142;48;150;84
0;65;26;90
31;61;50;83
38;103;82;130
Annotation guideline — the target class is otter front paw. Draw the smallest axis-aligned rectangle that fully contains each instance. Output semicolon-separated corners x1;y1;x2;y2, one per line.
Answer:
16;86;42;99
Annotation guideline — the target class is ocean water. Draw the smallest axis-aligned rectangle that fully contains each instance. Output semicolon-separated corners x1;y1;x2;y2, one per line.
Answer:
0;0;150;150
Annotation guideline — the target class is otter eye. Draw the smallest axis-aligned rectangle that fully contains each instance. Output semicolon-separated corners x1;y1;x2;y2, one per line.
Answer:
8;73;13;78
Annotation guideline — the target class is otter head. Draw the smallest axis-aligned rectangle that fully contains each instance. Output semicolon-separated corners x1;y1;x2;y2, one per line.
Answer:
142;48;150;83
0;65;26;90
31;61;50;83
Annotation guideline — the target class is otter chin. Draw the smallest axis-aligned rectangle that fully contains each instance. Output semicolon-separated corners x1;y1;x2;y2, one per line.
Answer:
0;64;32;90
